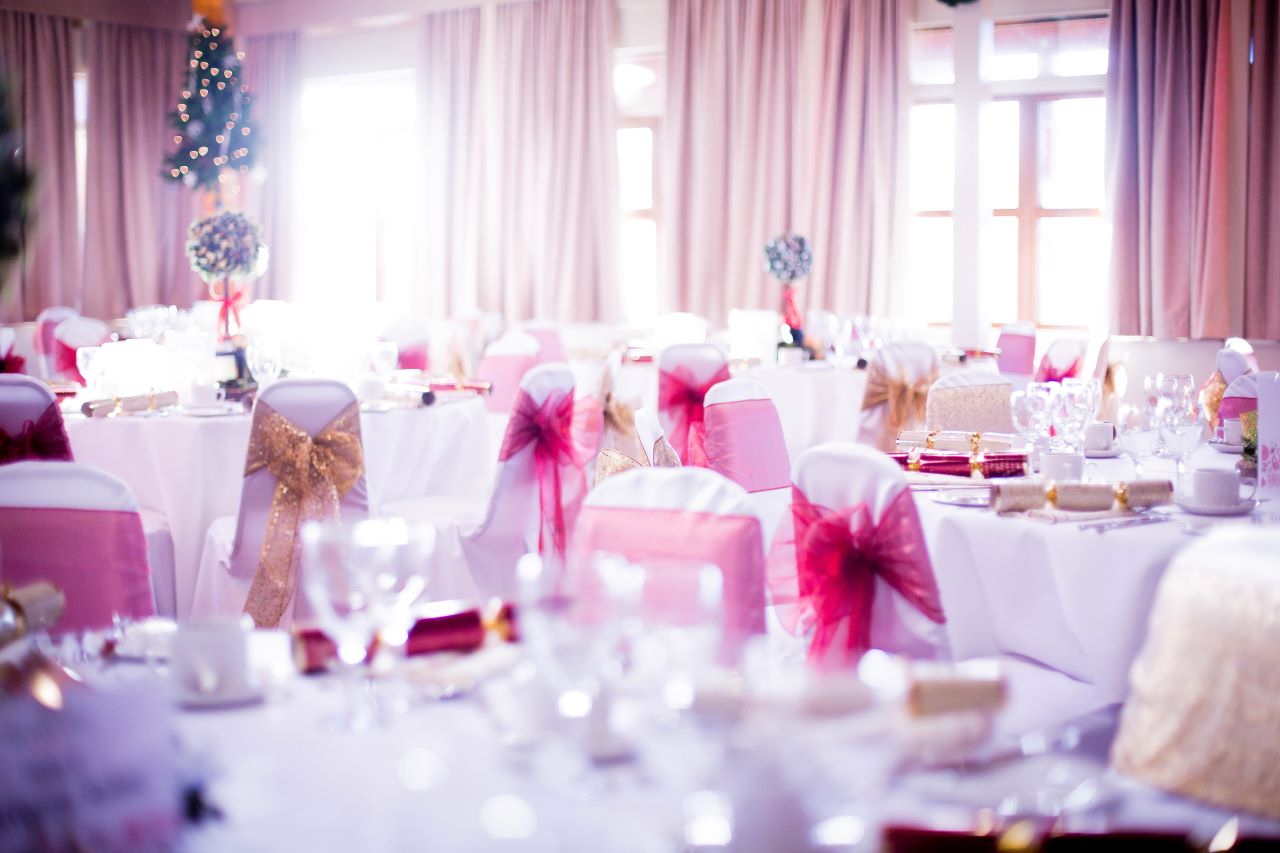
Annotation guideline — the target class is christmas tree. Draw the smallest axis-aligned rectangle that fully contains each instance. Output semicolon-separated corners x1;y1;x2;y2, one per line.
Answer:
163;17;257;195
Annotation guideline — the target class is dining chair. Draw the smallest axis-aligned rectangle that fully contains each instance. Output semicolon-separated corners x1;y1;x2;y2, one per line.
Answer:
190;378;369;628
51;316;111;384
657;342;730;466
520;320;567;364
33;306;78;379
925;371;1017;434
994;320;1036;378
856;341;939;452
1034;337;1087;383
0;374;73;462
572;465;767;661
703;378;791;551
0;461;156;632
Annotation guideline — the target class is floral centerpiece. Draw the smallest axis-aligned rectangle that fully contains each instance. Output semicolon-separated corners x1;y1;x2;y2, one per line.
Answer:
763;232;812;347
185;210;267;340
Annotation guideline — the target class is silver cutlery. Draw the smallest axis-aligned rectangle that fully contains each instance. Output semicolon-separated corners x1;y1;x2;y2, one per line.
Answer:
1078;515;1172;534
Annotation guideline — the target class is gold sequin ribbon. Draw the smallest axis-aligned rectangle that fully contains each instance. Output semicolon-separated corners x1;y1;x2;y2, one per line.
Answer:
242;401;364;628
860;362;938;451
1199;369;1229;431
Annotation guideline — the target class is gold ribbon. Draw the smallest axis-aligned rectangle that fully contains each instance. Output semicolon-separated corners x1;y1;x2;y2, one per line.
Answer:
1200;369;1228;431
242;401;364;628
860;361;938;451
597;364;636;440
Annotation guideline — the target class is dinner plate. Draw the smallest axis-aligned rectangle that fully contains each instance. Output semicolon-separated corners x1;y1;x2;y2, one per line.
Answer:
1174;497;1258;517
179;683;265;710
900;752;1119;815
181;403;241;417
1083;446;1122;459
1209;441;1244;455
931;489;992;508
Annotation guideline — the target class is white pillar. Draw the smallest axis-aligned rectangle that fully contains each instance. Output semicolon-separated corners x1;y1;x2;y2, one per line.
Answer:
950;0;992;349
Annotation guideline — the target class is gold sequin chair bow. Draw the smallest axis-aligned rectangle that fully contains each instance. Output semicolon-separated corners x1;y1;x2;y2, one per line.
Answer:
190;380;368;629
857;342;940;452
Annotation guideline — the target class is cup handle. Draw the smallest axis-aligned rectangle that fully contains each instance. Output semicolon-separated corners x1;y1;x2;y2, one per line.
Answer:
1242;474;1259;502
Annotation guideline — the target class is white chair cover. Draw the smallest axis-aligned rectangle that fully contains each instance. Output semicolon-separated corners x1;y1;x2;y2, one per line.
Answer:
657;342;731;465
0;373;58;435
855;342;939;451
521;321;567;364
925;372;1016;434
33;306;78;378
1034;337;1087;382
51;316;110;382
703;378;791;551
633;406;679;466
1217;347;1253;386
190;379;370;626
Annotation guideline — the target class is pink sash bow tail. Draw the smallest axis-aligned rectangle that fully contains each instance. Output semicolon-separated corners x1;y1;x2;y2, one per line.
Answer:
0;402;74;464
658;364;732;467
499;389;590;556
769;486;945;668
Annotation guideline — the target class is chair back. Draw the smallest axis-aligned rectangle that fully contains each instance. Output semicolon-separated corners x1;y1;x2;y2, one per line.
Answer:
704;378;790;549
0;461;155;631
229;379;369;625
1220;374;1258;421
1217;347;1254;386
774;443;949;665
634;406;680;466
995;322;1036;377
925;372;1016;434
1224;336;1260;372
51;316;111;383
34;307;78;378
657;343;730;466
0;375;73;463
1034;338;1086;383
573;466;766;660
856;342;939;451
521;321;567;364
475;332;540;413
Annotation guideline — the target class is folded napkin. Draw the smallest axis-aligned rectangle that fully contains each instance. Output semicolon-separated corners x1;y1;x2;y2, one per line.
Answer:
897;430;1019;453
81;390;180;418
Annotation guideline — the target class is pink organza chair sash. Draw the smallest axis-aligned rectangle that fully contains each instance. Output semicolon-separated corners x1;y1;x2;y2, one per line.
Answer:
499;388;588;555
0;506;154;632
703;398;789;493
572;504;765;658
658;364;732;466
54;339;83;383
477;353;536;413
1219;396;1258;420
772;486;945;667
0;402;73;464
996;332;1036;375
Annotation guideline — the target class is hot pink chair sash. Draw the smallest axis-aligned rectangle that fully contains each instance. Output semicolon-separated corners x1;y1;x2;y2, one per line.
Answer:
572;504;765;659
0;507;154;632
397;343;429;372
54;340;86;384
770;486;945;667
1034;353;1082;383
658;364;731;467
1219;396;1258;420
0;402;73;464
499;388;588;555
35;319;60;357
996;332;1036;375
703;398;789;493
0;346;24;375
477;353;536;413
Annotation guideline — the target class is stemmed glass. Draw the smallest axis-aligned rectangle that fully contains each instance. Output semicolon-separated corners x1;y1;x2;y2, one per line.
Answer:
1156;397;1205;489
246;338;284;387
357;518;433;714
1011;387;1050;464
1049;381;1095;452
369;341;399;379
76;347;101;394
1116;403;1159;478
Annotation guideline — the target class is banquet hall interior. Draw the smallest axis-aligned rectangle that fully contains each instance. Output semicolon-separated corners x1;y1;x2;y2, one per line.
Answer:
1;0;1279;848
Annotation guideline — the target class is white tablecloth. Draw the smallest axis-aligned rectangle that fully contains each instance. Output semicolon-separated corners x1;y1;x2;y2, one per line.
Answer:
65;398;492;619
918;446;1253;706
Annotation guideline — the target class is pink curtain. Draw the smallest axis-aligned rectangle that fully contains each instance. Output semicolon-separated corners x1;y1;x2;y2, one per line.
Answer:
664;0;905;322
81;21;192;318
1105;0;1234;339
1245;0;1280;339
242;31;301;302
0;10;77;322
421;0;618;324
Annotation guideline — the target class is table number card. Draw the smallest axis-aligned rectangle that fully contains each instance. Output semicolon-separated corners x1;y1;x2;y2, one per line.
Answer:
0;683;180;851
1259;372;1280;500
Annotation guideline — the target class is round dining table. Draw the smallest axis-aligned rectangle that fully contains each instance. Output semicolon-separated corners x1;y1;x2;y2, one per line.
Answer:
65;397;493;620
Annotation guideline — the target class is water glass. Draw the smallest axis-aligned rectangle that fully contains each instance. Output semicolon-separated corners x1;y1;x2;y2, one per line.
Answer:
246;338;284;387
1116;403;1159;478
1156;398;1204;486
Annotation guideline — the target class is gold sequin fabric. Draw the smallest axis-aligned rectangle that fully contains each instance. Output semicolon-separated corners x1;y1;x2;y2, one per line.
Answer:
1200;370;1228;431
925;383;1016;434
1111;528;1280;819
861;362;938;452
650;436;681;467
594;448;644;484
241;400;364;628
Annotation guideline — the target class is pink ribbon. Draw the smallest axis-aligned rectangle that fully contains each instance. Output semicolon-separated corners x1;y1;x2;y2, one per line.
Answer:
54;340;85;384
1034;354;1083;383
1219;396;1258;421
781;486;945;667
0;402;74;464
397;343;429;372
0;350;24;374
658;364;731;467
498;388;587;555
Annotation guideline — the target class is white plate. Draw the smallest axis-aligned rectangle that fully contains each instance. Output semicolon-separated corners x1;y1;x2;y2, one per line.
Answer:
1083;446;1123;459
1174;497;1258;517
181;403;241;417
179;683;265;710
901;752;1118;814
931;489;992;508
1209;441;1244;455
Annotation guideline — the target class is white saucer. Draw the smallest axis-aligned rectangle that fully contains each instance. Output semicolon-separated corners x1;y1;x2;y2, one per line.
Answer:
931;489;992;508
181;403;241;417
1084;446;1123;459
1174;497;1258;517
1209;441;1244;455
179;683;265;710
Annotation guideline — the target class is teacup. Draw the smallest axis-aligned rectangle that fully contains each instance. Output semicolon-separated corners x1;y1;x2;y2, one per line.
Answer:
1040;451;1085;483
187;380;225;408
171;616;256;699
1188;467;1257;508
1084;422;1115;452
1217;418;1243;446
357;374;386;402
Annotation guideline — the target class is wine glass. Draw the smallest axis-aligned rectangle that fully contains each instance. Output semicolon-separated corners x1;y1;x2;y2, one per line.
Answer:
75;347;101;393
1049;382;1091;452
369;341;399;379
1011;388;1049;453
1116;403;1159;478
246;338;283;387
1156;397;1204;490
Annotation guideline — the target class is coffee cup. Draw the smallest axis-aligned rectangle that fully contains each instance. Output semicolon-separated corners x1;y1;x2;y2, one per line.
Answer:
1217;418;1243;446
171;616;255;699
1189;467;1257;508
187;380;225;408
1084;422;1115;452
1040;451;1085;483
357;374;386;402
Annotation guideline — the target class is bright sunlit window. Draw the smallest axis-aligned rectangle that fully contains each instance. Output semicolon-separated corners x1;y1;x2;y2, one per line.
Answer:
908;16;1110;330
294;70;422;317
615;54;662;329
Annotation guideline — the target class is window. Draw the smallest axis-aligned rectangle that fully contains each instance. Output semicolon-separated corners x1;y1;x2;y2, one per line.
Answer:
615;56;661;328
908;17;1110;331
294;70;422;317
